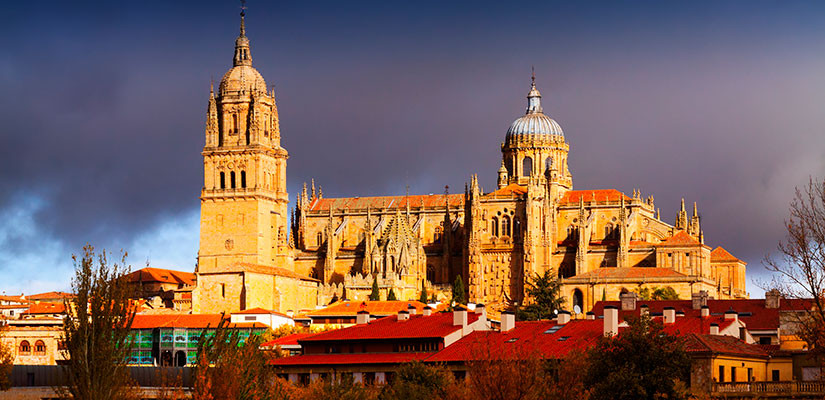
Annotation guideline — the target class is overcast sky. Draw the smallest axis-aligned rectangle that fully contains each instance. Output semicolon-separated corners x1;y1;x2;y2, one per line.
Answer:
1;1;824;297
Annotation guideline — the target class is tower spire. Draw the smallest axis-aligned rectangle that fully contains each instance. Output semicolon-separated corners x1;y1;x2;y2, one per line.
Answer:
526;67;542;114
233;1;252;67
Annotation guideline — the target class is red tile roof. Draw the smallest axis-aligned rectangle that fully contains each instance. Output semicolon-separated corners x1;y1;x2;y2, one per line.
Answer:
124;267;195;286
710;247;741;263
27;291;74;301
486;184;528;197
271;352;432;366
308;301;429;317
559;189;631;204
428;319;605;362
685;334;769;358
23;302;66;314
657;231;702;247
570;268;686;280
591;298;814;331
301;312;480;342
308;194;464;212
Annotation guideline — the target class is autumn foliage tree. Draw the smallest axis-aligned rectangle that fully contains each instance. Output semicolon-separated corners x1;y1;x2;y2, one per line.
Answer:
192;318;290;400
764;177;825;360
59;245;137;400
584;314;690;400
0;325;13;391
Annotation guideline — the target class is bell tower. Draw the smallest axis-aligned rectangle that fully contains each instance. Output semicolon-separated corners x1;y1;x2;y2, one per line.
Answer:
198;10;290;273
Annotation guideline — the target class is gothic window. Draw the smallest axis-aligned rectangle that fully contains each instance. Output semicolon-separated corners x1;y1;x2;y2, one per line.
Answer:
231;114;238;134
34;340;46;355
20;340;31;354
566;225;577;241
502;215;511;237
220;172;226;189
241;171;247;188
605;223;614;240
230;171;236;189
491;217;499;237
545;156;553;171
522;157;533;177
434;227;442;243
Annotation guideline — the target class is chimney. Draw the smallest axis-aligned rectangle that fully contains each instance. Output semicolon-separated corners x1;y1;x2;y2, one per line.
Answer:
640;304;649;316
765;289;781;309
676;310;685;318
423;305;432;316
603;306;619;336
692;290;709;310
700;305;710;318
557;310;571;325
663;307;676;324
356;310;370;325
709;323;719;335
398;310;410;321
724;309;738;322
475;303;486;321
408;304;417;315
501;311;515;332
286;310;294;318
586;311;596;320
453;307;467;327
620;292;638;311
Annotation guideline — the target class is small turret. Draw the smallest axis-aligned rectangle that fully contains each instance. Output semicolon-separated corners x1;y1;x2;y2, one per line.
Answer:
497;161;508;189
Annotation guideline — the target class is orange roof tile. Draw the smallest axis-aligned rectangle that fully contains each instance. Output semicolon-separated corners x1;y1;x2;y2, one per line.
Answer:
710;247;741;263
685;334;769;358
657;231;702;247
559;189;631;204
124;267;195;286
233;307;290;318
308;194;464;212
27;291;74;301
486;184;528;197
24;302;66;315
307;301;429;317
570;267;686;280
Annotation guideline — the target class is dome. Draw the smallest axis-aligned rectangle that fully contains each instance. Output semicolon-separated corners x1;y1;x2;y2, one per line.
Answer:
219;65;267;94
505;78;564;138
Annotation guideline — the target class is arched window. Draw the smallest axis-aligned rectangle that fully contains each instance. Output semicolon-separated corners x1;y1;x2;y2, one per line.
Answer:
231;114;238;134
317;232;323;247
522;157;533;177
567;225;577;241
491;217;499;237
573;289;584;314
545;156;553;171
434;227;442;243
220;172;226;189
19;340;31;354
34;340;46;355
605;223;614;240
240;171;247;188
230;171;236;188
221;283;226;298
513;218;520;241
502;215;511;237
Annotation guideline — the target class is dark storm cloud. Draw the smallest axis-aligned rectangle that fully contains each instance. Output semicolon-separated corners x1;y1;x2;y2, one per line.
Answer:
1;1;824;294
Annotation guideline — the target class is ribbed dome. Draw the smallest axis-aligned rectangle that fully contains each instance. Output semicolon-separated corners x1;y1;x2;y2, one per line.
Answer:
219;65;267;94
506;78;564;138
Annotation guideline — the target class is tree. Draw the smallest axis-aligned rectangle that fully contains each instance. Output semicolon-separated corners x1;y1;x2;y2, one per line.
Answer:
379;360;454;400
638;286;680;300
452;275;466;305
370;277;381;301
300;374;379;400
0;325;13;391
584;314;690;400
516;269;565;321
418;281;428;304
465;335;549;400
764;177;825;360
58;245;137;400
192;318;290;400
387;289;397;301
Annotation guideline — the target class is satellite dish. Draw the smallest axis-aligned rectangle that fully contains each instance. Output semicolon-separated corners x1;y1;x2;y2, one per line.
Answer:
573;305;582;314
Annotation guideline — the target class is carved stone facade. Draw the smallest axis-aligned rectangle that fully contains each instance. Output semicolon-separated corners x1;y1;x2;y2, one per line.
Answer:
195;14;749;315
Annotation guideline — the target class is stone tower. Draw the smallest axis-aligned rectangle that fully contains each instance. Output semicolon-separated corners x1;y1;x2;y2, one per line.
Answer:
500;72;572;200
198;12;290;273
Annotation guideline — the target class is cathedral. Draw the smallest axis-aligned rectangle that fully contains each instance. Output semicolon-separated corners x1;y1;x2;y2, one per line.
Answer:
193;14;748;316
